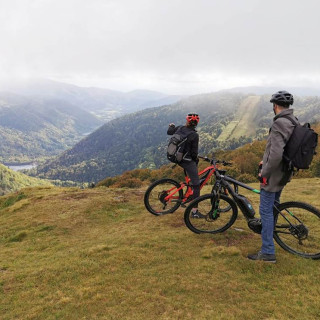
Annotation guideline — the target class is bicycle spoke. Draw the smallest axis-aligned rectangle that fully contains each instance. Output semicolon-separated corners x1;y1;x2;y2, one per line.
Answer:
144;179;184;215
274;202;320;259
184;194;237;234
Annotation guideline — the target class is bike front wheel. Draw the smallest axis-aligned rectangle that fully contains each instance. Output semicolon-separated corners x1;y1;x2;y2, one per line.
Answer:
144;178;184;216
184;194;238;234
274;201;320;259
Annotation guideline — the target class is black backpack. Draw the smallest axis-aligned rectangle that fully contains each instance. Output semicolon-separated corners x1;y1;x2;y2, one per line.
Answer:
282;115;318;170
167;127;193;163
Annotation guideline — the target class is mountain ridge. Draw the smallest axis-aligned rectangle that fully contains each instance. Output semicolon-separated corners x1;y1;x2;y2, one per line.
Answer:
31;92;320;182
220;86;320;96
0;79;184;163
0;92;103;163
1;78;185;120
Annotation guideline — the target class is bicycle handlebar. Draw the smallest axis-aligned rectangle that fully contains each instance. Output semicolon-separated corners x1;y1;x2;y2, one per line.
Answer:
198;156;211;162
198;155;232;166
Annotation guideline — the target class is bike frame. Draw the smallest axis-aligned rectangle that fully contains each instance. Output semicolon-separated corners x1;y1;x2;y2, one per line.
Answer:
213;173;259;219
213;169;299;228
164;163;216;204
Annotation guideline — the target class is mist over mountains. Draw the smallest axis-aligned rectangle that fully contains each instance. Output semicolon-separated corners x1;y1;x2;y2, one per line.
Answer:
220;86;320;96
2;79;320;183
0;79;183;163
1;79;185;121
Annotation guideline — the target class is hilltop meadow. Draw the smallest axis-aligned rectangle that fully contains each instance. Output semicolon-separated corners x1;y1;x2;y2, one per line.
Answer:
1;99;320;319
1;176;320;319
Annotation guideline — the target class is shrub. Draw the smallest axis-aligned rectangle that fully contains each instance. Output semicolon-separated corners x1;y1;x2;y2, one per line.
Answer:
97;177;117;187
236;173;257;183
113;178;143;188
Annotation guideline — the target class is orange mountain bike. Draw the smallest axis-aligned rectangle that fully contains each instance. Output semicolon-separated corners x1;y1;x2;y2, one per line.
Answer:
144;156;237;216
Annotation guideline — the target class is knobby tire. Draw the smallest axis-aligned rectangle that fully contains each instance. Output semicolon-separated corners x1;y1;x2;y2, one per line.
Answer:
144;178;184;216
184;194;238;234
273;201;320;259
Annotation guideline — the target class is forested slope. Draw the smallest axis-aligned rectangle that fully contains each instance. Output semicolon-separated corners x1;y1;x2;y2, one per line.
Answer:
32;92;320;183
0;92;102;163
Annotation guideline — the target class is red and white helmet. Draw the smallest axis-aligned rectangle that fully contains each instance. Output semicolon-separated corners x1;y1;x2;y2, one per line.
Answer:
186;113;200;125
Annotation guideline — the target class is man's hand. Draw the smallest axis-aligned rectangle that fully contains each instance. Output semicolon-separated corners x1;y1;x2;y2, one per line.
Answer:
258;175;268;185
257;161;267;185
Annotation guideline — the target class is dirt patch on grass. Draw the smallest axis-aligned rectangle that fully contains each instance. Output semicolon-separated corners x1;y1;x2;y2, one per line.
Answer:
170;220;185;228
211;232;257;247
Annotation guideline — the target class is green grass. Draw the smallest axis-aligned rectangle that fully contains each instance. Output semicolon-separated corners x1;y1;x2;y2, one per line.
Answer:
1;180;320;319
0;192;27;209
0;163;52;195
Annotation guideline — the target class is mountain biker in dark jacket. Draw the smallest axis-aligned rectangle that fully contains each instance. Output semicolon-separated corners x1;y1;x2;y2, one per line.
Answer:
167;113;204;218
248;90;296;263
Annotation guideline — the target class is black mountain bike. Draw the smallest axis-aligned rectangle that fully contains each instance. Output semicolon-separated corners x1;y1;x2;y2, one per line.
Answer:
184;156;320;259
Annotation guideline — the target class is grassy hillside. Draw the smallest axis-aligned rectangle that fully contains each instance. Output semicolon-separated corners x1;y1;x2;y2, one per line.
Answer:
1;179;320;319
217;95;260;141
32;93;320;183
0;164;52;195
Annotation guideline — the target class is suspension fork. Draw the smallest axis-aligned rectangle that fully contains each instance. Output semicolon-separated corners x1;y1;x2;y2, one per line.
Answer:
209;181;223;219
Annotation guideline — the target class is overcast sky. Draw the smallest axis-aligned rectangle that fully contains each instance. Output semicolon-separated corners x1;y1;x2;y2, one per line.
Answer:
1;0;320;94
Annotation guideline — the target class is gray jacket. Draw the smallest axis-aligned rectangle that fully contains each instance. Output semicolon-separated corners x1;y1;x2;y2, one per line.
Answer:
261;108;297;192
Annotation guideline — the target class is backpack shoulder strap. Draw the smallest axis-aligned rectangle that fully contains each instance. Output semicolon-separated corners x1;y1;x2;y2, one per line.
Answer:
178;126;195;138
269;115;297;134
186;130;195;138
280;114;299;126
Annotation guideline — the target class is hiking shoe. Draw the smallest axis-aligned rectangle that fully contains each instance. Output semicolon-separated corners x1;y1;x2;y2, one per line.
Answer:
247;251;276;263
191;210;206;219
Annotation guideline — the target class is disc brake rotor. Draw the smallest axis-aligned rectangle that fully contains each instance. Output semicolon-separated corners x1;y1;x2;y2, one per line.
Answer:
158;191;168;205
290;224;309;240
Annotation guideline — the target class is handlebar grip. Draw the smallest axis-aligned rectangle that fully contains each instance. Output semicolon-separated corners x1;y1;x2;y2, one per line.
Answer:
198;156;210;162
198;156;232;165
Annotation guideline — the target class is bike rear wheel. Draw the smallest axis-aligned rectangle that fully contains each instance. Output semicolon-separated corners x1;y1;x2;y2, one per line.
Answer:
274;202;320;259
184;194;238;234
144;178;184;215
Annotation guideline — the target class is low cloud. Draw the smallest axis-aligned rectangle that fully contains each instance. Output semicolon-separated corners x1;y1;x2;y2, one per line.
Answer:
1;0;320;94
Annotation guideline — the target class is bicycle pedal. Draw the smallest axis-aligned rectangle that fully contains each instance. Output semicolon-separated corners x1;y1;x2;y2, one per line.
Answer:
180;203;187;208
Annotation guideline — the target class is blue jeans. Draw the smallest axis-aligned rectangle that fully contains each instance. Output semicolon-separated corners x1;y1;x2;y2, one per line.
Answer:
260;189;282;255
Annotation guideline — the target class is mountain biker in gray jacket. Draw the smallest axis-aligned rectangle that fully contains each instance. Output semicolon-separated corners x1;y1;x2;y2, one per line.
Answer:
260;108;297;191
248;91;296;263
167;113;203;218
